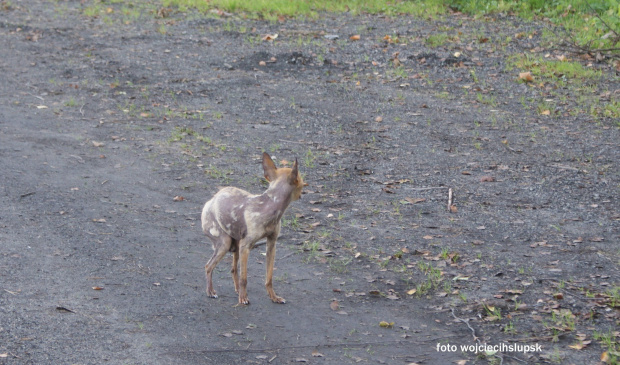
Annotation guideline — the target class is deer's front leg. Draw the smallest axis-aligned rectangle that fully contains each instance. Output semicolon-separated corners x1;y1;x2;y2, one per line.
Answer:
237;243;251;305
265;234;286;304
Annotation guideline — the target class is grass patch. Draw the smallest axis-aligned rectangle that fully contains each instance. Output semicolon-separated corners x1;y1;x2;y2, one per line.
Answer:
508;54;602;85
163;0;447;19
425;32;450;48
449;0;619;53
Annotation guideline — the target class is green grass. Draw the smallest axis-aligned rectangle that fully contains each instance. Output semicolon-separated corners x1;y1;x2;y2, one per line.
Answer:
76;0;619;60
162;0;446;19
508;54;603;85
449;0;619;52
425;32;450;47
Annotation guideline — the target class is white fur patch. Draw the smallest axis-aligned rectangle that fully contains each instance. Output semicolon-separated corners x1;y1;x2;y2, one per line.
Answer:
209;227;220;237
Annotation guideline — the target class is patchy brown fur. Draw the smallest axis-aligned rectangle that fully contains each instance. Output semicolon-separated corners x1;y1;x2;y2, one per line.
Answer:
201;152;305;305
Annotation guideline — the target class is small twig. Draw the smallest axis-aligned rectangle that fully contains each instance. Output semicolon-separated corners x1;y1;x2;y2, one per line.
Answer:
508;335;557;342
586;2;619;39
450;308;479;342
279;251;297;261
26;92;44;101
406;186;449;191
19;191;36;199
504;355;527;363
548;164;579;171
447;188;453;212
278;139;309;144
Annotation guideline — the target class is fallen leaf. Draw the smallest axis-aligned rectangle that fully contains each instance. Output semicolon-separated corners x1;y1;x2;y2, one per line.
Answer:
222;332;233;337
92;286;104;290
296;358;308;362
350;35;360;41
92;218;106;223
480;176;496;182
258;61;266;66
262;33;278;41
330;300;339;311
540;109;551;115
449;205;458;213
92;141;105;147
173;195;184;201
423;235;434;240
407;289;417;295
375;116;383;122
386;294;399;300
36;105;48;109
601;351;610;362
519;72;534;82
312;350;324;357
569;341;589;350
379;321;394;328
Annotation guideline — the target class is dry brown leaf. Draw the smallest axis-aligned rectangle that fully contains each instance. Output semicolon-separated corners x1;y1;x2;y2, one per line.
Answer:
262;33;278;41
540;109;551;115
519;72;534;82
569;341;589;350
92;286;104;290
312;350;324;357
423;235;434;240
480;176;496;182
173;195;184;201
407;288;417;295
350;35;360;41
92;141;105;147
449;205;458;213
601;351;610;363
330;300;339;311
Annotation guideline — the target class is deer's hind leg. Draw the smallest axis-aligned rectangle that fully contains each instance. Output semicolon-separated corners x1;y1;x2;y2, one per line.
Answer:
231;241;240;293
205;234;232;299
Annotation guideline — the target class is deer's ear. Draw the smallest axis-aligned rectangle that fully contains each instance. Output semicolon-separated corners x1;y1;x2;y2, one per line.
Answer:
262;152;278;181
288;158;299;185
